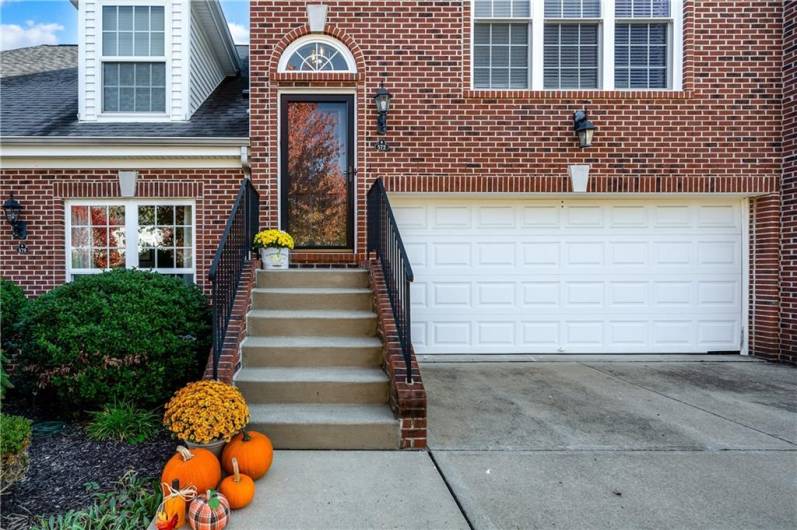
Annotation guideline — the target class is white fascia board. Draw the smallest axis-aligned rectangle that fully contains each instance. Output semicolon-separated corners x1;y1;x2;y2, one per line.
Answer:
0;137;248;169
203;0;241;75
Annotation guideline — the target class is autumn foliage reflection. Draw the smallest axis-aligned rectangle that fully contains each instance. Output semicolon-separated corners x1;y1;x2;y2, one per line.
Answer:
286;102;348;247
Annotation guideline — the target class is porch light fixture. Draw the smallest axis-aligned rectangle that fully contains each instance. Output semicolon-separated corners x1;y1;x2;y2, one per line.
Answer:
573;109;596;148
2;193;27;240
373;82;392;135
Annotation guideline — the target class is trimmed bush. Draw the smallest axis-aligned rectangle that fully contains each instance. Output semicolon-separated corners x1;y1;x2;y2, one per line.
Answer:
1;277;27;351
0;413;32;493
17;270;211;413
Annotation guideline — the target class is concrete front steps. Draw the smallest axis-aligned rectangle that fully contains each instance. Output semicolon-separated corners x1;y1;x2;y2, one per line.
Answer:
236;269;399;449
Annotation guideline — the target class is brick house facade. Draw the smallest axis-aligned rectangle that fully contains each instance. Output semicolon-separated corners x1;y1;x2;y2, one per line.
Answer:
247;0;791;360
781;0;796;362
0;169;244;296
1;0;793;361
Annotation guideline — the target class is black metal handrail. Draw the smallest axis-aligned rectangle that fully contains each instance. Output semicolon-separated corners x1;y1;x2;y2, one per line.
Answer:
367;179;415;383
208;178;260;380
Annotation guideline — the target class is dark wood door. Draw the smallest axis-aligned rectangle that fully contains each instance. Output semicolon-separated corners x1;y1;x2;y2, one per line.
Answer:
280;94;355;249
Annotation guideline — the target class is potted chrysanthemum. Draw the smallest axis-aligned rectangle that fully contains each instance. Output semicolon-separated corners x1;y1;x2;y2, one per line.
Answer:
253;229;294;269
163;380;249;457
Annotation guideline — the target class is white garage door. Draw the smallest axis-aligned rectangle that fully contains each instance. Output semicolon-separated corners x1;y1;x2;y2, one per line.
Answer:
391;197;744;354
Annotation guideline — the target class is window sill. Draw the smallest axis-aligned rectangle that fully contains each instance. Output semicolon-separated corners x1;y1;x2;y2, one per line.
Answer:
463;89;694;100
90;113;179;123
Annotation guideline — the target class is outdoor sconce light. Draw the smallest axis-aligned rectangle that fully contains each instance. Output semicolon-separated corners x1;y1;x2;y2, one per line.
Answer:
373;82;392;137
3;193;27;240
573;109;596;148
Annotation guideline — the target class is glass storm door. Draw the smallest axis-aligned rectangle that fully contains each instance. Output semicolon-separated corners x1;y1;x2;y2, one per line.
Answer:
280;94;354;249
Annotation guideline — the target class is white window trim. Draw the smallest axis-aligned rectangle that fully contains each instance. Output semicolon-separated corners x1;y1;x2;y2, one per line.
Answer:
277;34;357;74
65;198;196;282
96;0;172;121
471;0;683;91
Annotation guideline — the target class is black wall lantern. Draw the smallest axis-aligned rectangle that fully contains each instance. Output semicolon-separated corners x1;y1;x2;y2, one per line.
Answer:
573;109;596;148
373;82;392;137
3;194;27;240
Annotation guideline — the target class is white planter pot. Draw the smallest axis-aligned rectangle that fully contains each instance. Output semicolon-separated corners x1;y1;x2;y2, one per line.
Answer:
260;247;290;269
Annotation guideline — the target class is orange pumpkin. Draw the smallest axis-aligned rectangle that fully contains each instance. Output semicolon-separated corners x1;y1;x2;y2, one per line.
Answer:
219;457;255;509
162;446;221;495
221;430;273;480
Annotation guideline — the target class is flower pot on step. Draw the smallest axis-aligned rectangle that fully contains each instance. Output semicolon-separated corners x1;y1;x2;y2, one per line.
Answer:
260;247;290;269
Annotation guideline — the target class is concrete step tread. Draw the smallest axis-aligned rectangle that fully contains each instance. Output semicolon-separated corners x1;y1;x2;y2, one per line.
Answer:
242;336;382;349
236;367;389;383
252;287;372;294
248;309;376;319
248;404;397;425
259;269;368;274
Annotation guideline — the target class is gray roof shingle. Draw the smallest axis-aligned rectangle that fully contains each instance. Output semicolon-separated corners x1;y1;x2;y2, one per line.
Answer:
0;45;249;138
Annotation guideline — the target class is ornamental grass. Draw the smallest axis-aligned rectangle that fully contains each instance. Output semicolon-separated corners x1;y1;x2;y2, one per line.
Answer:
163;381;249;444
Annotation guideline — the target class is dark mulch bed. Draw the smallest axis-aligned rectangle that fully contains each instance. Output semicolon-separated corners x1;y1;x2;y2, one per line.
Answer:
1;422;174;529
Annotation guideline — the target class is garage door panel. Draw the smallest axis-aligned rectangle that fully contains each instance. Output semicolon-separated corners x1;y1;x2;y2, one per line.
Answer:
393;197;744;354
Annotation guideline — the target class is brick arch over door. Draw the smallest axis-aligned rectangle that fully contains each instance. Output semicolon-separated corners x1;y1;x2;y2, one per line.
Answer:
269;25;366;82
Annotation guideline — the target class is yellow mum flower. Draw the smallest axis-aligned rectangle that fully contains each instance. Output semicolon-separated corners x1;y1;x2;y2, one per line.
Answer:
253;229;294;250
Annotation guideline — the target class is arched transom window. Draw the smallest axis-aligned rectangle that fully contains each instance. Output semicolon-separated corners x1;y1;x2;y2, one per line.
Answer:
278;35;356;73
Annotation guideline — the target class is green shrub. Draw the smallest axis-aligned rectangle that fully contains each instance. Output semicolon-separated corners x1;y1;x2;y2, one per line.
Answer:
1;277;26;351
1;350;12;400
0;413;32;493
17;269;211;413
30;471;161;530
87;402;159;444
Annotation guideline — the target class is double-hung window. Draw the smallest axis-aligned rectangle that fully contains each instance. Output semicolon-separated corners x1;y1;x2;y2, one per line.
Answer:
101;5;166;113
473;1;532;89
544;0;601;89
67;200;194;283
471;0;682;91
614;0;672;89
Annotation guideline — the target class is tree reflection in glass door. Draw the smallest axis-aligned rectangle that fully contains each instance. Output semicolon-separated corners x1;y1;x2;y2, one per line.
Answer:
283;97;352;248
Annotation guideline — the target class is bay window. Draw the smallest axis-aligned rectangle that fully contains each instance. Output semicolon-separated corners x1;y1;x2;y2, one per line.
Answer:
471;0;682;91
66;200;194;282
101;5;166;113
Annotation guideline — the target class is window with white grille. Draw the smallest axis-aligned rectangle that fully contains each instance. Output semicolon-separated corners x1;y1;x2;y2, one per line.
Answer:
615;0;672;89
101;5;166;113
471;0;682;91
473;1;531;89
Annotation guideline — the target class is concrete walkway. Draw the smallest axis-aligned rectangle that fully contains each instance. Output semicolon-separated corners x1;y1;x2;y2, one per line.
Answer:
229;451;468;529
226;357;796;529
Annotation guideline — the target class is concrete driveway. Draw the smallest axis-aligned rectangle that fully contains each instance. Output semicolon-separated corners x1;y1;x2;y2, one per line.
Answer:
423;357;797;529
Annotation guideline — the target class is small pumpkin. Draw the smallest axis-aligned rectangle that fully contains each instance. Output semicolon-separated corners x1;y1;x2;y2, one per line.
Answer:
159;479;190;529
188;489;230;530
162;446;221;495
219;457;255;510
221;429;273;480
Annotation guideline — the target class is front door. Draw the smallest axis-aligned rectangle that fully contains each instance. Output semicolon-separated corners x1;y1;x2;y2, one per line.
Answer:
280;94;354;249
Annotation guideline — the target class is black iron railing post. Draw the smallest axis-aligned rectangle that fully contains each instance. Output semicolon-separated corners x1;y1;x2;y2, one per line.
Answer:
208;179;260;380
366;179;415;383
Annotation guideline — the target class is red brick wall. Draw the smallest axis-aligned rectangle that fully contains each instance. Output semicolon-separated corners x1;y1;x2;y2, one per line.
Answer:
249;0;786;357
781;2;796;362
0;169;244;296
